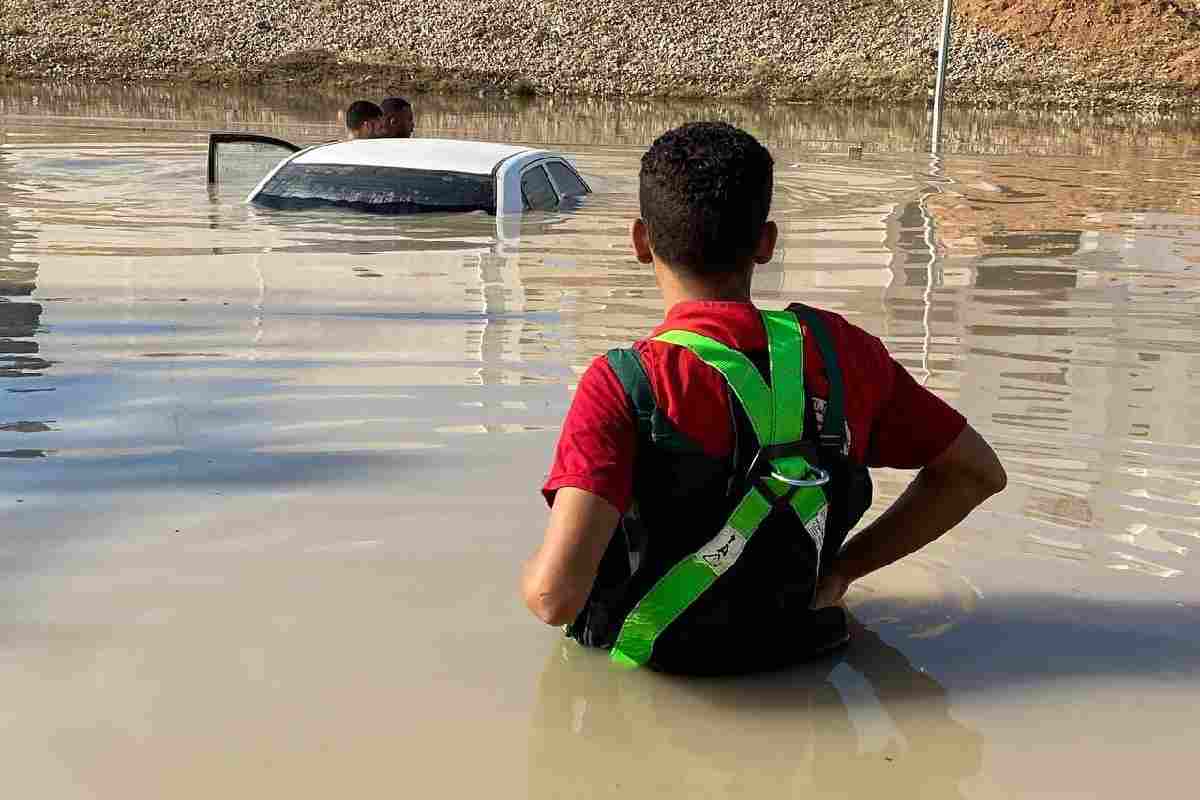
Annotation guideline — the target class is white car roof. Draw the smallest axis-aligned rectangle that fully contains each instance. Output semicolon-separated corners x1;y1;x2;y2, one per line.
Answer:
292;138;541;175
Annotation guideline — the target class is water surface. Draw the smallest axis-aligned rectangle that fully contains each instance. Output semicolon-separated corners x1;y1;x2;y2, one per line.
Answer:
3;87;1200;798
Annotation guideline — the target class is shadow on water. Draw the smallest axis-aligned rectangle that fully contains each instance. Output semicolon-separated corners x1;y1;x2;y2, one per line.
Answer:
0;449;47;458
9;448;451;491
890;594;1200;694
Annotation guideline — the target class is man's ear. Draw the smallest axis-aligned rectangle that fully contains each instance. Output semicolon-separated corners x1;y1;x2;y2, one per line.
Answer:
632;219;654;264
753;220;778;265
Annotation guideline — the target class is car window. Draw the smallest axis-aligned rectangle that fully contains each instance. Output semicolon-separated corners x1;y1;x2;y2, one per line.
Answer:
544;161;588;198
253;164;495;214
521;166;558;212
211;142;296;187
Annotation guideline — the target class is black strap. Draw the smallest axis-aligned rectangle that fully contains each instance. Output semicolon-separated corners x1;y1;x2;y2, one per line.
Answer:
787;304;846;452
605;348;704;454
605;348;656;440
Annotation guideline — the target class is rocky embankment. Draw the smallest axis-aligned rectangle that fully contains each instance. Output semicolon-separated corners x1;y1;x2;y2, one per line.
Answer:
2;0;1198;110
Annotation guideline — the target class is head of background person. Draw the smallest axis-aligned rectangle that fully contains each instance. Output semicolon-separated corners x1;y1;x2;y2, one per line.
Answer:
344;100;383;140
633;121;776;301
380;96;415;138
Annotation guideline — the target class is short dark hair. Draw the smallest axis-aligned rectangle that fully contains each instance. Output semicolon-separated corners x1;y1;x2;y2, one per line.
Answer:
380;97;411;114
345;100;383;131
639;122;774;275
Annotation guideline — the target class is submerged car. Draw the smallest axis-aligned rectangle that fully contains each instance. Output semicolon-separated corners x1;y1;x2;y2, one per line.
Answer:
206;133;591;216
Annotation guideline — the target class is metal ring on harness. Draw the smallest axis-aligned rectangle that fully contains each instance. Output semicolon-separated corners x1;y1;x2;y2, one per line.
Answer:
768;465;831;488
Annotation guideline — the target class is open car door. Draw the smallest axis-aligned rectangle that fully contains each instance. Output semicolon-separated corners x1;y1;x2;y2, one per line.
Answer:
206;132;301;187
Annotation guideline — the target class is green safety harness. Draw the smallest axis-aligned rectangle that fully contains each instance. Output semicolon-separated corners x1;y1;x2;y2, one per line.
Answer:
610;309;832;668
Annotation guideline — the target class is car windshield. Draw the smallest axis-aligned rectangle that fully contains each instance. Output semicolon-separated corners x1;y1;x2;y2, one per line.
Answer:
253;163;496;214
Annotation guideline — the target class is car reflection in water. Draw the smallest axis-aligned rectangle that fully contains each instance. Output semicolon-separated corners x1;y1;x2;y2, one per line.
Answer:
203;177;594;442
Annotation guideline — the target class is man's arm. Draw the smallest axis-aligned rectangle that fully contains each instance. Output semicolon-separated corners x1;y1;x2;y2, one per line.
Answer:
522;488;621;625
814;423;1006;607
524;354;635;626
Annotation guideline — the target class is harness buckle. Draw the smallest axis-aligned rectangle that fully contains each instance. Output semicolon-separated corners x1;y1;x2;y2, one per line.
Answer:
746;441;832;491
768;464;831;488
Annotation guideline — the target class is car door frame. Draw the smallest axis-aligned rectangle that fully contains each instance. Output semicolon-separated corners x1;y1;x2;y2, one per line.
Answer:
514;157;592;211
541;157;592;199
206;132;302;185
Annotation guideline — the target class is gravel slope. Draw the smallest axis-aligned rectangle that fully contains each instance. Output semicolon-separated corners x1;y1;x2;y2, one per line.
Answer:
2;0;1197;109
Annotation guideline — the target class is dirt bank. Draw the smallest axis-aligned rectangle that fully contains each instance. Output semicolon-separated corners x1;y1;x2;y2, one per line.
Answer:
959;0;1200;84
1;0;1198;110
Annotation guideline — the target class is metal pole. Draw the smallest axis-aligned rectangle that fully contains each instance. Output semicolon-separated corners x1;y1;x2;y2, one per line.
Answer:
931;0;953;154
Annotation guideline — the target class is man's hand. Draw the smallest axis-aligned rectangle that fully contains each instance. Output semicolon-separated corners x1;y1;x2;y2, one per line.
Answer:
812;568;850;609
521;488;620;626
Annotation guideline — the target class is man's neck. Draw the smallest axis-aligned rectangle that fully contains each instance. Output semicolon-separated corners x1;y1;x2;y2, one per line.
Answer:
656;260;753;312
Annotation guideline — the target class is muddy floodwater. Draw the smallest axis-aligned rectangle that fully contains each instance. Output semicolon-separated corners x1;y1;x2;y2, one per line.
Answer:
2;86;1200;798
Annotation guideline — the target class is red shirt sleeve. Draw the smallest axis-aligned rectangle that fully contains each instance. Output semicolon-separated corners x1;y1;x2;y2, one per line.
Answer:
866;355;967;469
542;356;637;513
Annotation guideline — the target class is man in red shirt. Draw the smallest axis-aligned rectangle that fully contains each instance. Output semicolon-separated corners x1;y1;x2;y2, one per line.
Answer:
521;122;1005;672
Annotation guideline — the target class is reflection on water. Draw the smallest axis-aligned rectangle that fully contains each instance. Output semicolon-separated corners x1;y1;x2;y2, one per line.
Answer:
5;82;1200;157
531;618;982;799
0;149;46;379
2;86;1200;798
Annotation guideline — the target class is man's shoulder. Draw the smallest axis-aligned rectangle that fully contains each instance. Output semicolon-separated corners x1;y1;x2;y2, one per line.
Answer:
792;305;886;355
609;304;888;367
789;303;851;332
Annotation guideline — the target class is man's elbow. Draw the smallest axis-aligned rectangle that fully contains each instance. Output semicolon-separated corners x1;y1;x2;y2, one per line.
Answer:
962;456;1007;501
931;425;1007;501
982;461;1007;498
521;581;582;627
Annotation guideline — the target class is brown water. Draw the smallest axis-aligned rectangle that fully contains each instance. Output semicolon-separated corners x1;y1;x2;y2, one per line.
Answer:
3;86;1200;798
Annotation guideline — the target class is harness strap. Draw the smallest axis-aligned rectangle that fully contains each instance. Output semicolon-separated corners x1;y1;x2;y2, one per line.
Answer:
610;310;831;668
788;303;846;451
610;486;773;668
606;347;704;454
605;348;656;440
653;329;776;446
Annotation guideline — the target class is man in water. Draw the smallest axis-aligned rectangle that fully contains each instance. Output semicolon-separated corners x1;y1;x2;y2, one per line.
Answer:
344;100;383;140
521;122;1006;673
380;96;415;138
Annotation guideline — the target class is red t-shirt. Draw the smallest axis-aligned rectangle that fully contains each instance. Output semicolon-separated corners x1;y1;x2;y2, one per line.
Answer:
543;301;966;513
